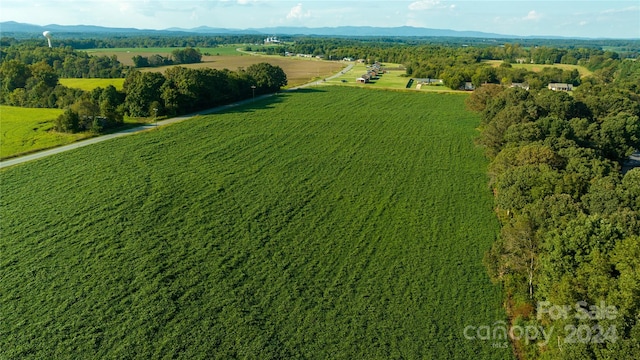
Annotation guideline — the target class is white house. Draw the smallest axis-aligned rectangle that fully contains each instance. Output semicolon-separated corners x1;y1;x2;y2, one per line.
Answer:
264;37;280;44
548;83;573;91
510;83;530;90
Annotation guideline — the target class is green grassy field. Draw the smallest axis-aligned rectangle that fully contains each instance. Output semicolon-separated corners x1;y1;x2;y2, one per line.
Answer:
484;60;593;77
0;104;147;159
0;87;512;359
58;78;125;91
0;105;89;159
84;46;242;66
327;63;457;92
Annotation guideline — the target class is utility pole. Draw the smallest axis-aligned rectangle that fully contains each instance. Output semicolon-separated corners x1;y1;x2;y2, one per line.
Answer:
153;108;158;128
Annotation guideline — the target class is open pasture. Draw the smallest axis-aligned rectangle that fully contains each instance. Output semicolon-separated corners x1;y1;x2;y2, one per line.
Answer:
484;60;592;77
0;105;88;159
85;45;242;66
327;63;457;92
140;56;345;87
84;47;346;87
58;78;125;91
0;87;511;359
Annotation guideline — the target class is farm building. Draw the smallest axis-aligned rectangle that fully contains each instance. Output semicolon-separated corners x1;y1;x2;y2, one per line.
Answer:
548;83;573;91
264;37;280;44
510;83;530;90
415;78;443;85
356;74;370;83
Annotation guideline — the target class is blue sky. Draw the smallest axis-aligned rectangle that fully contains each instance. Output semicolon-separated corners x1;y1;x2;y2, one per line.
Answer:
1;1;639;38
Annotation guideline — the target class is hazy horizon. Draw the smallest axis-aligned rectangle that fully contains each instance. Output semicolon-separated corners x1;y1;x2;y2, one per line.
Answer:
1;1;639;39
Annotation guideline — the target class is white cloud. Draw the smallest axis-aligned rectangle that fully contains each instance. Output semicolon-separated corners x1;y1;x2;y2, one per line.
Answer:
523;10;542;21
286;3;311;20
409;0;456;10
601;6;640;14
119;2;132;13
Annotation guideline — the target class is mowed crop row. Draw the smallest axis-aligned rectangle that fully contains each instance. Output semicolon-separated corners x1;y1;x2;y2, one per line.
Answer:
0;87;511;359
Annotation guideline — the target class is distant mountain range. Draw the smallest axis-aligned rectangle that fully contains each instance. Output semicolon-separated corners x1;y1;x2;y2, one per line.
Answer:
1;21;540;39
168;25;523;39
1;21;150;34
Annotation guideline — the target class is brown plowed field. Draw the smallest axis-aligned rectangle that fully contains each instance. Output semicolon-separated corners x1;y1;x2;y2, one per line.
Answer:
100;50;345;87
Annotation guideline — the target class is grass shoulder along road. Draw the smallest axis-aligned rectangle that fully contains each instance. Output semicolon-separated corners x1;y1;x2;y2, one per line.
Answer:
0;104;152;160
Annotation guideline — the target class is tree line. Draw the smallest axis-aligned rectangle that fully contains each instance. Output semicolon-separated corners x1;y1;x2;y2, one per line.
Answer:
132;47;203;68
0;34;268;49
0;44;124;78
0;43;287;133
251;39;638;92
55;62;287;133
0;44;124;108
469;78;639;358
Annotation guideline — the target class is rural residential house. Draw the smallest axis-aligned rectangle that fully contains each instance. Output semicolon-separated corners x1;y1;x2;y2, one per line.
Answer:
548;83;573;91
510;83;530;90
356;74;370;83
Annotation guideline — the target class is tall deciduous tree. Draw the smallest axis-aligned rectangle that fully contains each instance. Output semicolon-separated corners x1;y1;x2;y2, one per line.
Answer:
0;59;31;92
245;63;287;93
123;70;165;117
171;47;202;64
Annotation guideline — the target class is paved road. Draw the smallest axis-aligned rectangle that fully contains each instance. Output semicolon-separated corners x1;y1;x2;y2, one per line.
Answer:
0;97;260;169
0;62;355;170
622;151;640;174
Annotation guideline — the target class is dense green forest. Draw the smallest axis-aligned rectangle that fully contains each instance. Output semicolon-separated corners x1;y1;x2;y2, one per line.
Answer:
468;79;639;358
0;44;125;110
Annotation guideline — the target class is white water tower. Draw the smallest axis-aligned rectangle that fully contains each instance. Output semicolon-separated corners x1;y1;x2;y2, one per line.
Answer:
43;31;52;47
